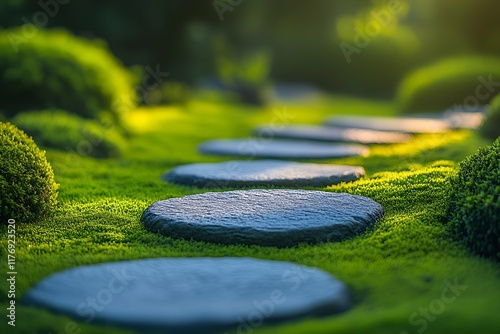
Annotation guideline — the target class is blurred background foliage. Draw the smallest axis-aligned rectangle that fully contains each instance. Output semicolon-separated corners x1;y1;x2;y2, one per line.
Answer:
1;0;500;128
1;0;499;97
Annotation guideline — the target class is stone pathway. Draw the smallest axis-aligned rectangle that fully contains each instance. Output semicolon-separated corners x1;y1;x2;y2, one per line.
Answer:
254;125;411;144
199;139;369;159
323;115;450;133
164;160;365;187
23;258;351;333
142;189;383;247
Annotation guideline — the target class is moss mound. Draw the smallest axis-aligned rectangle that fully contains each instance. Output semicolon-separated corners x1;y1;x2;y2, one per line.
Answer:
12;110;126;158
0;28;137;122
447;139;500;261
397;56;500;113
0;122;58;224
480;95;500;140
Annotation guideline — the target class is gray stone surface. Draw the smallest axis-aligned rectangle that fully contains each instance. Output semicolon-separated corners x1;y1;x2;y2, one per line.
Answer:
324;115;450;133
163;160;365;187
23;257;351;333
142;189;383;247
400;110;485;130
445;111;485;129
199;139;369;159
254;125;412;144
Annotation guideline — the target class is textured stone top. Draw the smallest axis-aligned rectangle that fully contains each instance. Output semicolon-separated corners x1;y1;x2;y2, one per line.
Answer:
163;160;365;187
254;125;412;144
199;139;369;159
23;257;351;333
142;189;383;247
324;115;450;133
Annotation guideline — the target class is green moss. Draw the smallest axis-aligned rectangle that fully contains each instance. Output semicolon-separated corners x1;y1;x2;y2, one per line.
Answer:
447;139;500;261
0;97;498;334
480;95;500;140
0;28;137;122
0;122;58;224
396;56;500;113
12;110;126;158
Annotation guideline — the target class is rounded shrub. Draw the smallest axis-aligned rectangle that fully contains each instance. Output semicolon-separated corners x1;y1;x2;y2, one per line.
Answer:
0;28;137;122
480;95;500;140
447;139;500;261
397;56;500;113
12;110;126;158
0;122;58;224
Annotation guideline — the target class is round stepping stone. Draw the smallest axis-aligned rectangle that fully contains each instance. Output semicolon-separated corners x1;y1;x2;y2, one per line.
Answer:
254;125;412;144
324;115;450;133
142;189;383;247
199;139;369;159
23;258;351;333
163;160;365;187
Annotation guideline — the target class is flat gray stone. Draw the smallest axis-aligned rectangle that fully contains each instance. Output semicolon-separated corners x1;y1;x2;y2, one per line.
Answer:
324;115;450;133
199;139;369;159
444;111;485;129
142;189;383;247
254;125;411;144
23;258;351;333
400;110;485;130
163;160;365;187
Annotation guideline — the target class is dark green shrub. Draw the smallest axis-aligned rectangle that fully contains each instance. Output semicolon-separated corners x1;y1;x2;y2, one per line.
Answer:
12;110;126;158
480;95;500;140
0;122;58;224
0;28;137;122
397;56;500;113
447;139;500;261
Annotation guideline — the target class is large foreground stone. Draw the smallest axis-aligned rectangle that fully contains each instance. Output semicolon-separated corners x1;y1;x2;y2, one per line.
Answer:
163;160;365;187
324;115;450;133
142;189;383;247
254;125;411;144
23;258;351;333
199;139;369;159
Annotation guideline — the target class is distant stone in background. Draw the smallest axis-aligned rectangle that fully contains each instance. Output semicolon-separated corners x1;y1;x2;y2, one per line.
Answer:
401;105;487;130
164;160;365;187
142;189;383;247
199;139;369;159
324;115;450;134
254;125;411;144
23;257;351;333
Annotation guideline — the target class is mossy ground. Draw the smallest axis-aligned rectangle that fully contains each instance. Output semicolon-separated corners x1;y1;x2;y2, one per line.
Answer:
0;95;499;334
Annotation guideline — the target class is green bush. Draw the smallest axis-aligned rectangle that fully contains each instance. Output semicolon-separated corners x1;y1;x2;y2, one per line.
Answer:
480;95;500;140
0;122;58;224
397;56;500;113
0;28;137;122
447;139;500;261
12;110;126;158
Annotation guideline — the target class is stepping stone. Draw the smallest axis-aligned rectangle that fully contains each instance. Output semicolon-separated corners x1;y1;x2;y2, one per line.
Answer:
23;257;351;333
142;189;383;247
254;125;412;144
199;139;369;159
163;160;365;187
401;109;485;130
444;111;484;129
324;115;450;134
